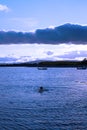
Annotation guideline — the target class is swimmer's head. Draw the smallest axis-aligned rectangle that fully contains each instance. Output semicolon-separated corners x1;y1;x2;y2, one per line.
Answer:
40;86;43;89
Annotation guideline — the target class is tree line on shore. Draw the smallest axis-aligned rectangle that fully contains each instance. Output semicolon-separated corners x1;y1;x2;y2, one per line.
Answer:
0;59;87;68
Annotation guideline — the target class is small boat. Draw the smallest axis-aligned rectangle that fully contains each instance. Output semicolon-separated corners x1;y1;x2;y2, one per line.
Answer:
37;67;47;70
77;66;86;70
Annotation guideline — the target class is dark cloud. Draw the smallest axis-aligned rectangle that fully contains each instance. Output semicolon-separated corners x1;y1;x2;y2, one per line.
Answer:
1;23;87;44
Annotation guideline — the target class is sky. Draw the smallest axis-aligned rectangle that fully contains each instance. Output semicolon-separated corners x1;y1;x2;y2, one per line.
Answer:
0;0;87;62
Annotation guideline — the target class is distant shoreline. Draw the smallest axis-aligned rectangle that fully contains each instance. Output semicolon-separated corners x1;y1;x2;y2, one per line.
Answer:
0;60;87;68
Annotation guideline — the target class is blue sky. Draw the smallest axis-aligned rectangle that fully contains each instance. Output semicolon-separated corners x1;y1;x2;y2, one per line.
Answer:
0;0;87;31
0;0;87;62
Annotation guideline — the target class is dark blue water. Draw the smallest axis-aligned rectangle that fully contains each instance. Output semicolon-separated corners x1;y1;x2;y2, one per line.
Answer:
0;67;87;130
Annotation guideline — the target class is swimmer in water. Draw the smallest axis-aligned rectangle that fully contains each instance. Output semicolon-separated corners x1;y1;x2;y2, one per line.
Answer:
38;86;48;93
38;86;44;93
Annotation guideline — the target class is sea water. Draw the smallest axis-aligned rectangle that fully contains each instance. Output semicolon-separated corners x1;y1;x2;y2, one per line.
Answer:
0;67;87;130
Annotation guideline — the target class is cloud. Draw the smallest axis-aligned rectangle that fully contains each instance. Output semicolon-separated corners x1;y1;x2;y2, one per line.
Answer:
35;23;87;44
48;25;55;29
0;56;17;63
57;51;87;60
0;4;9;12
1;23;87;44
45;51;54;55
0;44;87;62
0;55;33;63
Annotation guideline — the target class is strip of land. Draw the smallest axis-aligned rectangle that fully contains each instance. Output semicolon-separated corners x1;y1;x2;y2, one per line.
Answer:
0;60;87;68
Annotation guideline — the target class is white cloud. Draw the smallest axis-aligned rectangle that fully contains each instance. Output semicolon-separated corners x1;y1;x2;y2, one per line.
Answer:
0;4;9;12
48;25;55;29
0;43;87;62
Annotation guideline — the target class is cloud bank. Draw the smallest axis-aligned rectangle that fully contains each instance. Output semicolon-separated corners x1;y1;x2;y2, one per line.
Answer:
58;51;87;60
0;44;87;62
1;23;87;44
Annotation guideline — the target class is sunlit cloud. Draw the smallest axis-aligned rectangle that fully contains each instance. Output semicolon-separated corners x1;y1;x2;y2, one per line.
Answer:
48;25;55;29
57;50;87;60
0;43;87;63
0;4;10;12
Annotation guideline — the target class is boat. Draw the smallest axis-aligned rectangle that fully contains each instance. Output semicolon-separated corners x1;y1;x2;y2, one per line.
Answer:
77;66;86;70
37;67;47;70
